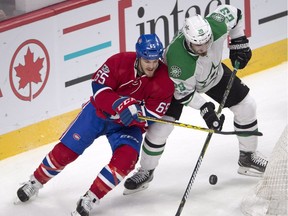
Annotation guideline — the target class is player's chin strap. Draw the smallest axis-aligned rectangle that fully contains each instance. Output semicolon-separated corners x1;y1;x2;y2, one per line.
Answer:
134;59;145;77
138;115;262;136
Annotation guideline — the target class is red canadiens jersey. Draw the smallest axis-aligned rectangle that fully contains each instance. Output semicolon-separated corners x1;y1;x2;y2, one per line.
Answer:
91;52;174;119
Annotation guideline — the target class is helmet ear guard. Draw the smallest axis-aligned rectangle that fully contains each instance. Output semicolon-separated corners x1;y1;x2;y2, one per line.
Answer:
135;34;164;60
182;15;212;45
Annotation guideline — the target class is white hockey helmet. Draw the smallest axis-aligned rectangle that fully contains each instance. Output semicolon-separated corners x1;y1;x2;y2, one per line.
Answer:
182;15;212;45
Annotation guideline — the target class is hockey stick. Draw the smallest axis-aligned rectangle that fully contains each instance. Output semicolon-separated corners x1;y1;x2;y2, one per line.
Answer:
175;61;240;216
139;115;262;136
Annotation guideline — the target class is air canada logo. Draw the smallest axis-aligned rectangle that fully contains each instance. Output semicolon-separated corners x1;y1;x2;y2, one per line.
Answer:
9;39;50;101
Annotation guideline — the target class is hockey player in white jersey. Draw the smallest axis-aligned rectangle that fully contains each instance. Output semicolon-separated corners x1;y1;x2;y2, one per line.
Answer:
124;4;268;195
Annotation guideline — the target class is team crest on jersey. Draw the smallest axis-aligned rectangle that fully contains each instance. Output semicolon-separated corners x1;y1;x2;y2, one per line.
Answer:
170;65;181;78
211;13;225;22
73;133;81;141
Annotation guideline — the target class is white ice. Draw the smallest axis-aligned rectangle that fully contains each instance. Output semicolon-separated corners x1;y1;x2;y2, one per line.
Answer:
0;62;287;216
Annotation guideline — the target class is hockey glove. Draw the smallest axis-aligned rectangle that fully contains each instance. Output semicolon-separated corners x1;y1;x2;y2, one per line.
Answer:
200;102;225;131
112;97;145;127
229;36;252;69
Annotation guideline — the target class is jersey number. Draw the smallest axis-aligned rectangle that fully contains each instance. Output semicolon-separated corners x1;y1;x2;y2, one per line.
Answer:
156;102;170;114
176;82;186;92
220;7;235;22
94;64;109;84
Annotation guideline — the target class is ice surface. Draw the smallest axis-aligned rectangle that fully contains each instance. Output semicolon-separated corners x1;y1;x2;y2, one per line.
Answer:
0;62;287;216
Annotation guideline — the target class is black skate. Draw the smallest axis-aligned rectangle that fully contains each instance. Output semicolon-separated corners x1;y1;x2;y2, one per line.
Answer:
15;175;43;204
71;190;99;216
123;168;154;195
238;151;268;177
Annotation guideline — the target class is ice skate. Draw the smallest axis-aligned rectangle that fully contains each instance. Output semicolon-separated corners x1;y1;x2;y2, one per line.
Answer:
123;168;154;195
238;151;268;177
71;190;99;216
15;175;43;204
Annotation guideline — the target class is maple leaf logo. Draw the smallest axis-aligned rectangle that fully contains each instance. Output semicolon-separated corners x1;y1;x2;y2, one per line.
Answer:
10;39;50;101
14;47;44;90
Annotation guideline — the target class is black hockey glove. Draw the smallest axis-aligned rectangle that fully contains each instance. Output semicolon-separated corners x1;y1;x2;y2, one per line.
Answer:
229;36;252;69
200;102;225;131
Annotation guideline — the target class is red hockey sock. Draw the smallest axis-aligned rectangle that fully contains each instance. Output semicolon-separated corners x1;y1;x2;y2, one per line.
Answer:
89;145;138;199
34;142;78;184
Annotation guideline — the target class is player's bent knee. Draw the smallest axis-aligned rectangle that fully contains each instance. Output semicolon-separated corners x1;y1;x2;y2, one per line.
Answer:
51;142;79;166
109;145;138;176
230;94;257;123
146;116;175;144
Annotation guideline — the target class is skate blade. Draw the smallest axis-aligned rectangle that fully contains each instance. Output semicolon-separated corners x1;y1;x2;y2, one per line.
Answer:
71;210;81;216
13;197;23;205
237;166;264;177
123;183;149;195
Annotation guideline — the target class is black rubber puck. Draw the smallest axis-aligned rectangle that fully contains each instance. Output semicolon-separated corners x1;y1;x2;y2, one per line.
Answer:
209;174;218;185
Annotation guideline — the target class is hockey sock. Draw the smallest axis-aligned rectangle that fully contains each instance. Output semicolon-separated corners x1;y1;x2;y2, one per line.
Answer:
235;120;258;152
33;142;79;184
89;145;138;199
140;137;166;170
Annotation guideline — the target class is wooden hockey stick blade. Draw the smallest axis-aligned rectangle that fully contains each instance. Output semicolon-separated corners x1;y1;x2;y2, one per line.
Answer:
139;115;263;136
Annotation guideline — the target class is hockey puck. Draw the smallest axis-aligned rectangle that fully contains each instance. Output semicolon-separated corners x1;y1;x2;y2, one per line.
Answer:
209;174;218;185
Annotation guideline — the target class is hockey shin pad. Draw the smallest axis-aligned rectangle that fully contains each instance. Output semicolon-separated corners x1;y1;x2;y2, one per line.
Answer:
33;142;79;184
89;145;138;199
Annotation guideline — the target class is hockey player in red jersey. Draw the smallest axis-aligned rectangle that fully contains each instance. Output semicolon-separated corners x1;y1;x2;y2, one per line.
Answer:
16;34;174;216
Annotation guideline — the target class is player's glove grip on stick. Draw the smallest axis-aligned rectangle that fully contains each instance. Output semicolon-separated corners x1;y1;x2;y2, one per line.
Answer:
229;36;252;69
112;97;144;127
200;102;225;131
